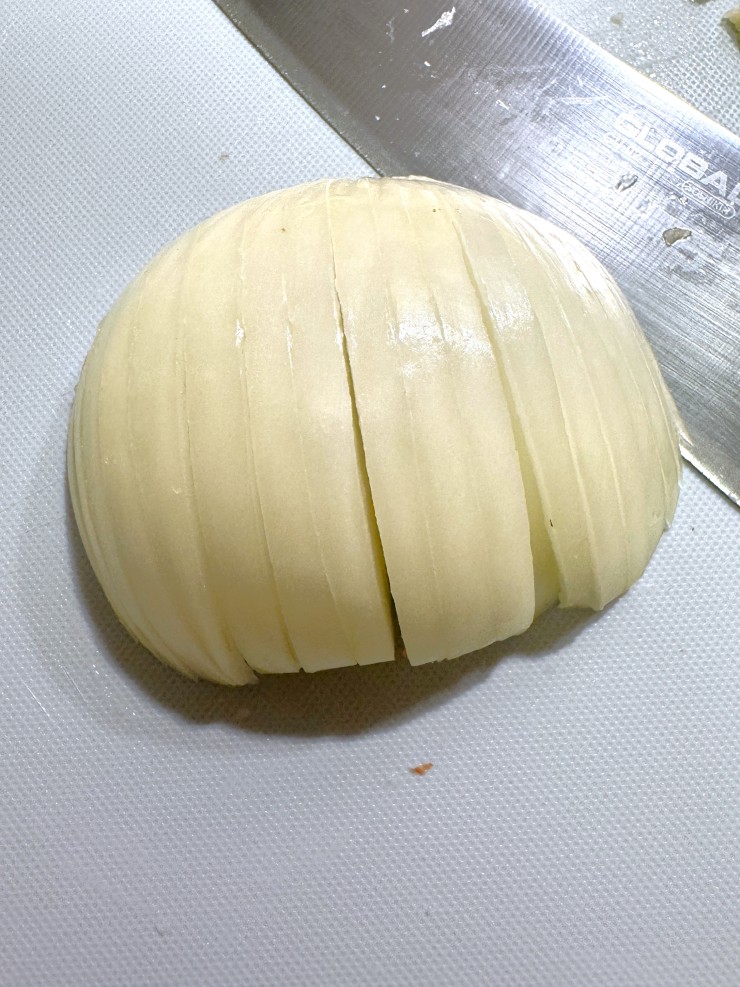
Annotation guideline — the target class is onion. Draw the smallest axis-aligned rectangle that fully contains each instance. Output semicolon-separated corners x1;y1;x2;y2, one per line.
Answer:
69;177;681;685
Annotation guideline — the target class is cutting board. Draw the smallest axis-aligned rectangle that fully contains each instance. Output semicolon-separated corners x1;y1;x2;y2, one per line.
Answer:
1;2;738;985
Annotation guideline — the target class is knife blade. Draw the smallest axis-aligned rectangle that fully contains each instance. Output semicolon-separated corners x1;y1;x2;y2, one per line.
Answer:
214;0;740;506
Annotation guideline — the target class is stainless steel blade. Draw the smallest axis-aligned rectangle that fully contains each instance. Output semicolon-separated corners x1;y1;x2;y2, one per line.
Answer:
215;0;740;505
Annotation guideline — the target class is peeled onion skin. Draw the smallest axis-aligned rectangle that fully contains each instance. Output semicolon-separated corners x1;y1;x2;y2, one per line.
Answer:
69;177;681;685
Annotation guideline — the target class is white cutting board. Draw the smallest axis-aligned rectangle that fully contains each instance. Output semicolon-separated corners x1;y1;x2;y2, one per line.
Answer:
1;2;738;985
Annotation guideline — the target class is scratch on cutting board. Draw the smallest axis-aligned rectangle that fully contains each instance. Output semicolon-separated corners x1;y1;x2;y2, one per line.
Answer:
421;6;456;37
23;682;51;718
59;664;87;703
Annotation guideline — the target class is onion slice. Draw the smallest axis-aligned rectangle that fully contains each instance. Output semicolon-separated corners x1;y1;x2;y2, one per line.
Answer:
238;184;396;672
329;178;535;665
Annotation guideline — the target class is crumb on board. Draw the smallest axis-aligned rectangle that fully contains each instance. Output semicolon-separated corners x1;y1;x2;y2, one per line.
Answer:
616;173;638;192
662;227;692;246
410;762;433;776
218;152;230;162
610;12;624;26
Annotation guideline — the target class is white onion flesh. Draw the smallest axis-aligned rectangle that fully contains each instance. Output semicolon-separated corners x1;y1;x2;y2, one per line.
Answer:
69;177;681;685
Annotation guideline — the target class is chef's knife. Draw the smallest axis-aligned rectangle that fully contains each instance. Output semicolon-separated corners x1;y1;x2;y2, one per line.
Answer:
214;0;740;506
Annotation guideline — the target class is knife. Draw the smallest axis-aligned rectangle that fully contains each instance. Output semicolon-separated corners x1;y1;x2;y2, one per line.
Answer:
214;0;740;506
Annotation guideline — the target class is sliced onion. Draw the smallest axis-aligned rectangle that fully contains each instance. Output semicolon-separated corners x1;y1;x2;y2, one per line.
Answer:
69;177;681;684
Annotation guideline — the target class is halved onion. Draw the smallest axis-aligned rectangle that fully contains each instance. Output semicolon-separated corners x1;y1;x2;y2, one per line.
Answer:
69;177;681;684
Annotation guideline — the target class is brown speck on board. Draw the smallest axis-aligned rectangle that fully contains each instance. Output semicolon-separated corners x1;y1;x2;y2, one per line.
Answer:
410;762;433;776
218;152;230;162
281;227;287;233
